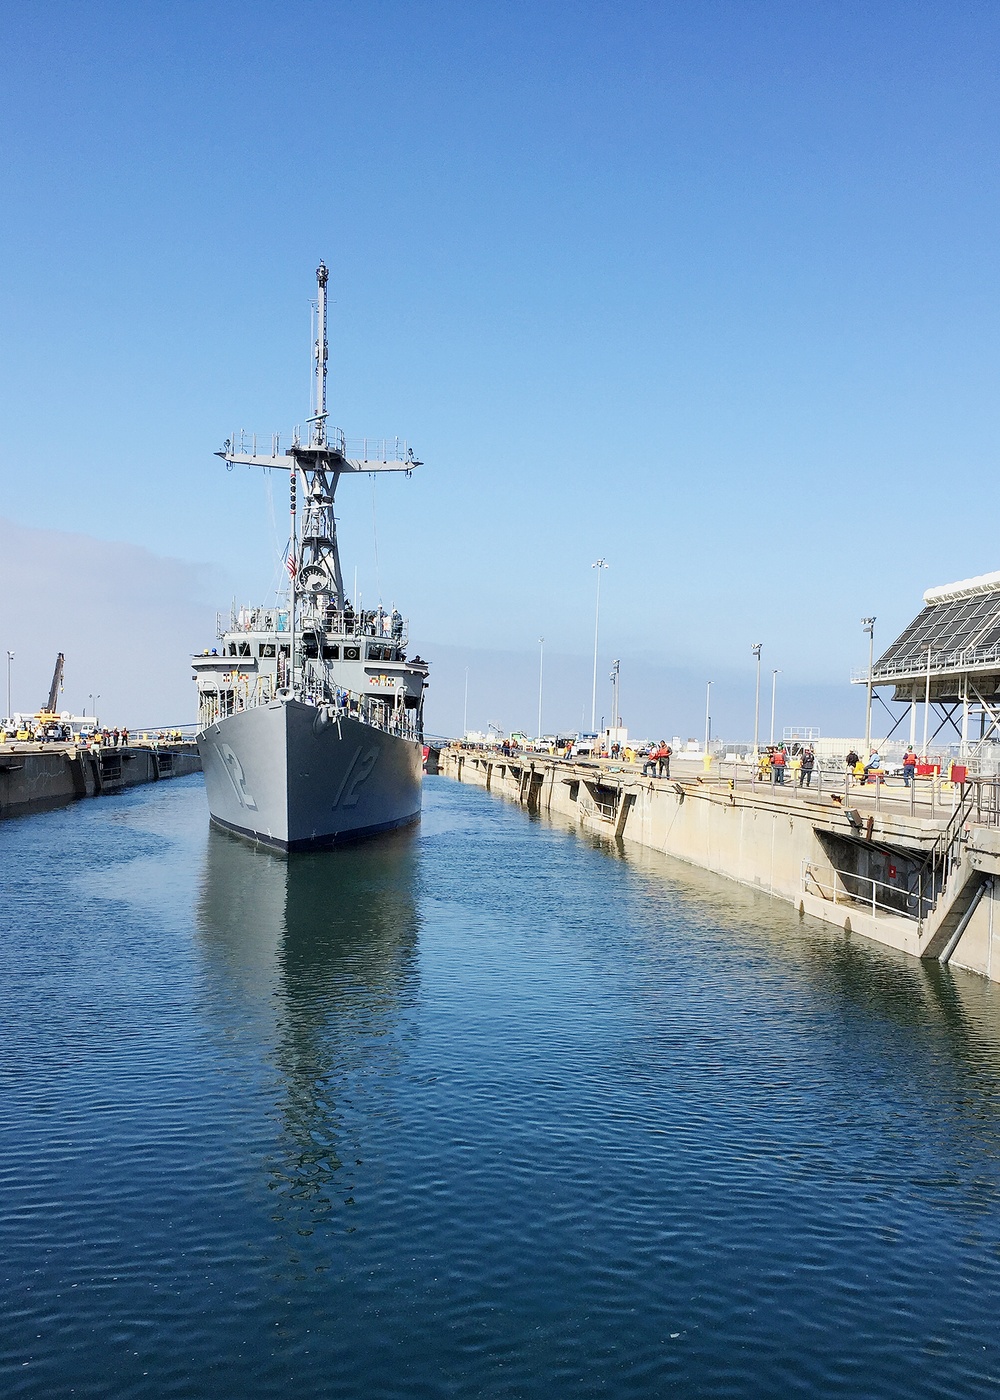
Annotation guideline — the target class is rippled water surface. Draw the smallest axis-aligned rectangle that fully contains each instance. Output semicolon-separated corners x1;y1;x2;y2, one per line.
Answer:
5;775;1000;1397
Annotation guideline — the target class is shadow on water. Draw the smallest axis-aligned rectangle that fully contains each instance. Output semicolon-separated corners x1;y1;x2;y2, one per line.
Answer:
195;825;422;1236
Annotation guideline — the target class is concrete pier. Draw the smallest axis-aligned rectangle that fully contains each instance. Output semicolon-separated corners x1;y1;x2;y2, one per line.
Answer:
0;742;202;820
440;747;1000;982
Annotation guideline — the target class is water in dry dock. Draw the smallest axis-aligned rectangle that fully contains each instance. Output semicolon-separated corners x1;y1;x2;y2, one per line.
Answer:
5;775;1000;1397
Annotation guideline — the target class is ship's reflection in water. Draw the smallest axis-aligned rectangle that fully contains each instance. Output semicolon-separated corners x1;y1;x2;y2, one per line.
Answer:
11;778;1000;1397
195;826;421;1235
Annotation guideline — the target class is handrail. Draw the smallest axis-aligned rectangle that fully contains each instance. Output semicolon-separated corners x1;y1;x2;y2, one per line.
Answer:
230;428;412;462
962;776;1000;827
915;782;975;895
852;639;1000;683
224;603;407;643
197;678;420;742
801;860;933;922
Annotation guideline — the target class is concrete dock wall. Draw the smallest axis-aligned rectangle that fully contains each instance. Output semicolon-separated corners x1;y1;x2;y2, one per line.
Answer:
0;744;202;819
440;748;1000;982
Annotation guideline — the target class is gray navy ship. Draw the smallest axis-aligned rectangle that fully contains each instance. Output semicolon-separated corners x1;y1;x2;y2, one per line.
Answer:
192;263;428;851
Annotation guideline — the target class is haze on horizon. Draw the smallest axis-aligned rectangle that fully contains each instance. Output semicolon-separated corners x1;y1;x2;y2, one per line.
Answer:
2;2;998;741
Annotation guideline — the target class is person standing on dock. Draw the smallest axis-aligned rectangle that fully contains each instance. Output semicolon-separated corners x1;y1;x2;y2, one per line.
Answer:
643;742;671;778
799;747;815;787
771;746;786;785
902;747;917;786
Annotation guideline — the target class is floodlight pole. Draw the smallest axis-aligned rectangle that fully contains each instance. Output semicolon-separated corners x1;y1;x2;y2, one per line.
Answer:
591;559;608;732
862;617;876;754
610;658;620;730
537;639;544;745
923;645;932;758
770;670;781;745
751;644;763;756
705;680;712;755
463;667;469;738
5;651;13;722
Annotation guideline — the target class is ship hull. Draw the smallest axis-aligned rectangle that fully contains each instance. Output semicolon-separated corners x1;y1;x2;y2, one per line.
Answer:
197;700;422;851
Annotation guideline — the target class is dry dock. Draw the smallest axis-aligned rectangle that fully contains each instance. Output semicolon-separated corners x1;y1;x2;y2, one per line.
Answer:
0;742;202;819
441;747;1000;982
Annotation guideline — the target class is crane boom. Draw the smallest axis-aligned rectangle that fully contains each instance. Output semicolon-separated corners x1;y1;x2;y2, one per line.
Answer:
43;653;64;714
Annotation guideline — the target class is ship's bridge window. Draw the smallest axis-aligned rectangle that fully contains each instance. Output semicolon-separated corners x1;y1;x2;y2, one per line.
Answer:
368;643;391;661
343;645;361;662
238;642;251;657
258;643;276;658
322;644;339;660
228;643;237;657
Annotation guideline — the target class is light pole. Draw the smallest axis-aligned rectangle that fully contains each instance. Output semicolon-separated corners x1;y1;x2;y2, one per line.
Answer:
705;680;712;755
862;617;876;754
463;667;469;737
770;669;781;745
537;638;544;745
89;694;100;724
610;659;620;730
751;643;762;756
591;559;608;732
5;650;13;721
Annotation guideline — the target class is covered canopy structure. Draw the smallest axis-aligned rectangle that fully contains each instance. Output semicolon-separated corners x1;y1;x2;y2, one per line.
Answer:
852;571;1000;763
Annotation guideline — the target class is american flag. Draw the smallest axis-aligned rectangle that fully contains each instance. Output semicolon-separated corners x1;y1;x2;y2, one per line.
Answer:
286;553;297;579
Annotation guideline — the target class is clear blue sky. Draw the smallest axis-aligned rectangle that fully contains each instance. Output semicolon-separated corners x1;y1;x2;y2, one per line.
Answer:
2;2;998;738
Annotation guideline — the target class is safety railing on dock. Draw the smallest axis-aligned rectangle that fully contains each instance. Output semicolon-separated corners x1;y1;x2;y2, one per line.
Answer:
801;861;934;923
962;777;1000;827
444;745;987;821
714;760;964;817
579;790;619;822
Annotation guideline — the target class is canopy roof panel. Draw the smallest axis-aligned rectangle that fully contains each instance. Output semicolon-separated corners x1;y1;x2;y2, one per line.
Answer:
924;570;1000;606
873;573;1000;682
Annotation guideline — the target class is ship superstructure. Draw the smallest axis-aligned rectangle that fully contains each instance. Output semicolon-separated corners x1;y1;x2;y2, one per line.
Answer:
192;263;428;850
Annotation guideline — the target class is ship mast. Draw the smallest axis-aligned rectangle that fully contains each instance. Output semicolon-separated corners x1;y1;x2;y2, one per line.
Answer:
215;261;422;689
312;262;328;446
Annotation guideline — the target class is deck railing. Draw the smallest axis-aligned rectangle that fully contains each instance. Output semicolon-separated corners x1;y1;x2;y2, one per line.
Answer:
851;641;1000;683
